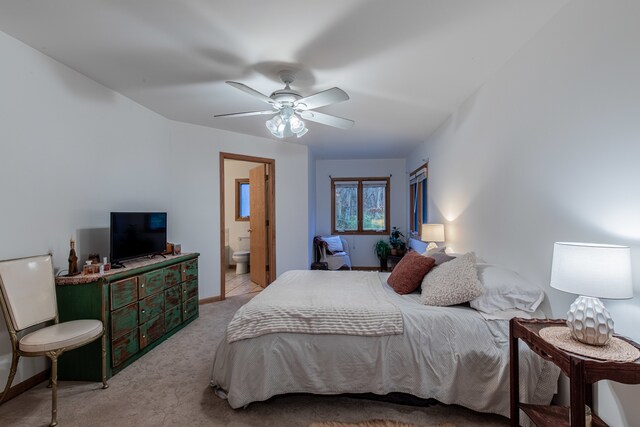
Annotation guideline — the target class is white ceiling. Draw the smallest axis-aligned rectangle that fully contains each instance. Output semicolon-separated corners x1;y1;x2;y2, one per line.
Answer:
0;0;568;159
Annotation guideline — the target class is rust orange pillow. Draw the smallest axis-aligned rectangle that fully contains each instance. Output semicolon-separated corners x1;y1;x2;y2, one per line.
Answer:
387;251;436;294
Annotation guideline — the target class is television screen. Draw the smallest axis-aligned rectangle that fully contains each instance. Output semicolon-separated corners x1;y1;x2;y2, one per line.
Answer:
110;212;167;263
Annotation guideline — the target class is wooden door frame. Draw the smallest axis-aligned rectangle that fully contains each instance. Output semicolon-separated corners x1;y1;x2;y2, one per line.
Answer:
219;152;276;300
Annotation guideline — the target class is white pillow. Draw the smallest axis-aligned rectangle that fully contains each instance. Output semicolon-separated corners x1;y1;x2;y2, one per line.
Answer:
421;252;484;306
322;236;344;253
469;264;545;314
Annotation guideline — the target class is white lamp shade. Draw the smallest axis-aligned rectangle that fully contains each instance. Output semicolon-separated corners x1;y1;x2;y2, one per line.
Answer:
421;224;445;242
550;242;633;299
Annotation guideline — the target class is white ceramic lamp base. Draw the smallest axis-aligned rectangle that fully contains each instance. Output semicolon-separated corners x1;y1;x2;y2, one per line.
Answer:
426;242;438;251
566;295;614;346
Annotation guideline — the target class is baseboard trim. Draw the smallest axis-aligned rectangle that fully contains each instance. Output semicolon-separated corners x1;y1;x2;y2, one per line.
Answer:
2;368;50;403
351;266;380;271
199;296;221;305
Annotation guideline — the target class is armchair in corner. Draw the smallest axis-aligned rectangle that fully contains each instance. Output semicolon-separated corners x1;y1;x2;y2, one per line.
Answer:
313;235;352;270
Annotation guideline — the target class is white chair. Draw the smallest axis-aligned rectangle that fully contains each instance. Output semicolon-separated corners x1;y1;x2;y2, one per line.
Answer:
319;236;352;270
0;254;108;426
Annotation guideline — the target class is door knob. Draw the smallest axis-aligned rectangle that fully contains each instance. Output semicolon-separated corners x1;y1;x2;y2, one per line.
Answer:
248;229;253;232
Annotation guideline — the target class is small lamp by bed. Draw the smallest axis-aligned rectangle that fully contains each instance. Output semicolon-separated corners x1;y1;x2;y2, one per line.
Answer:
421;224;445;251
550;242;632;346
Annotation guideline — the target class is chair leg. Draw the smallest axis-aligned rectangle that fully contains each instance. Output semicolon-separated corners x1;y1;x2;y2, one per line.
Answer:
0;352;20;403
101;333;109;389
48;353;59;427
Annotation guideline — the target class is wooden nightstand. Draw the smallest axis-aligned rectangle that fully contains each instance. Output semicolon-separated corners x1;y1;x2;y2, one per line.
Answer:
384;253;406;272
510;318;640;427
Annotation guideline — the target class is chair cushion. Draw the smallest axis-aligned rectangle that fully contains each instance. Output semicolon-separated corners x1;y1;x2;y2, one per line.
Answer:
19;319;103;353
326;253;351;271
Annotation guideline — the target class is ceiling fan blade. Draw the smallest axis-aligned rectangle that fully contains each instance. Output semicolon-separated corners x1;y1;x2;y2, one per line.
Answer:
226;81;278;106
299;111;354;130
214;110;276;118
294;87;349;110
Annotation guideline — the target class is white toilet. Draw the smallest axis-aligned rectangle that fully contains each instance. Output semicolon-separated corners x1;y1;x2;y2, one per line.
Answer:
232;251;250;274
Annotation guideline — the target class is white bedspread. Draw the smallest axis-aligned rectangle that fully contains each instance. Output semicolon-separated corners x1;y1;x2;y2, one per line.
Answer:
211;272;560;421
226;270;403;343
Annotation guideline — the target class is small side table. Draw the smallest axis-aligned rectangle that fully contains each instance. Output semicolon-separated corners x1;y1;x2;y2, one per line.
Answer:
510;318;640;427
385;254;406;272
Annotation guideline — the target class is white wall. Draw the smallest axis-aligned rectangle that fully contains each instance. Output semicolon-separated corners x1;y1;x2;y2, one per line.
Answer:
223;159;258;266
0;30;172;388
169;120;310;299
407;1;640;425
0;29;311;394
315;159;406;267
308;149;317;265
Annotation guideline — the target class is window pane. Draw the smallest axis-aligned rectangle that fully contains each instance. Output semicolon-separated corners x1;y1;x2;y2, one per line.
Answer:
411;183;417;234
240;183;250;217
421;181;427;223
334;184;358;231
363;183;386;231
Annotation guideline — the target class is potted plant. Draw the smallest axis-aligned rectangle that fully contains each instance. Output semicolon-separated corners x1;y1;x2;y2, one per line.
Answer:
389;227;406;256
374;239;391;271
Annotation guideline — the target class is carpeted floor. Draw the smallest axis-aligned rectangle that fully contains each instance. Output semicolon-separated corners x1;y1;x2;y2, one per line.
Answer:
309;421;456;427
0;294;509;426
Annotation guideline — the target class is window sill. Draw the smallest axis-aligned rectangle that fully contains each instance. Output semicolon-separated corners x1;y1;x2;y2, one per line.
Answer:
332;230;389;235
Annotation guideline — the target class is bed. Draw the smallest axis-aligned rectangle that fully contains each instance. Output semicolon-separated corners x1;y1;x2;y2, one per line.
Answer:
210;270;560;420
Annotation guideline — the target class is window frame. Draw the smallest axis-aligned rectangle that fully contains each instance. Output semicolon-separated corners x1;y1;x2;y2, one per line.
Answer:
331;176;390;235
409;163;428;238
235;178;250;221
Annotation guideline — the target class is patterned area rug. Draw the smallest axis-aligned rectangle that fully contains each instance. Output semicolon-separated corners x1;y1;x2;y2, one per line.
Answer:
309;421;455;427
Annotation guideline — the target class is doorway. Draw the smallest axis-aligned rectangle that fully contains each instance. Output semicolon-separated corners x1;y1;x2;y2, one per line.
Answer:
220;152;276;299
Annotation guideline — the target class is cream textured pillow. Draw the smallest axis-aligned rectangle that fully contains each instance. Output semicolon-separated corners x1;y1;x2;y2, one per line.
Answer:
421;252;484;306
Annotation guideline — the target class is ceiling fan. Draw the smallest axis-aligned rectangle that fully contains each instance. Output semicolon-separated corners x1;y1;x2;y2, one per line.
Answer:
214;70;354;139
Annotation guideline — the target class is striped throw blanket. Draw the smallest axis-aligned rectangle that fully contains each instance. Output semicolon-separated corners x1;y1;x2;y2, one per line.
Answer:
226;270;404;343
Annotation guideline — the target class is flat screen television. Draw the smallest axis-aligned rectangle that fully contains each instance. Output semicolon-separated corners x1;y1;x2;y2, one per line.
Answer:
110;212;167;264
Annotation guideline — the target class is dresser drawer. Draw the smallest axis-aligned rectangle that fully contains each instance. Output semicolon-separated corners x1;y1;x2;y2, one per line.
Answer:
181;279;198;302
140;314;165;349
165;305;182;332
139;269;165;299
183;296;198;321
181;259;198;282
164;264;181;289
111;302;138;340
164;284;181;309
139;291;165;325
110;277;138;310
112;328;139;367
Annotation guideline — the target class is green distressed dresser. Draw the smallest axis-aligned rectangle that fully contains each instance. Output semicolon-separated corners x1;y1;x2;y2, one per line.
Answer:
55;253;200;381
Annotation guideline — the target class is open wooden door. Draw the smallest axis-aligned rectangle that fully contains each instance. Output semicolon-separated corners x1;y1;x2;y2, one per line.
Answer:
249;164;268;287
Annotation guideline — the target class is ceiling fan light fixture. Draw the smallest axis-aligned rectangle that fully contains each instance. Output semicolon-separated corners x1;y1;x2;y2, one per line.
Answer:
219;77;352;140
266;115;284;138
289;114;305;134
295;127;308;138
265;111;308;139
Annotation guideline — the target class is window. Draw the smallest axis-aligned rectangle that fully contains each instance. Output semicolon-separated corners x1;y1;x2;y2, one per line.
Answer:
332;177;390;234
409;163;428;237
235;179;250;221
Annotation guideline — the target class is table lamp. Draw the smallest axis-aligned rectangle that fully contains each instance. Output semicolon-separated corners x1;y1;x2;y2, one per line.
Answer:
550;242;632;346
421;224;445;251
